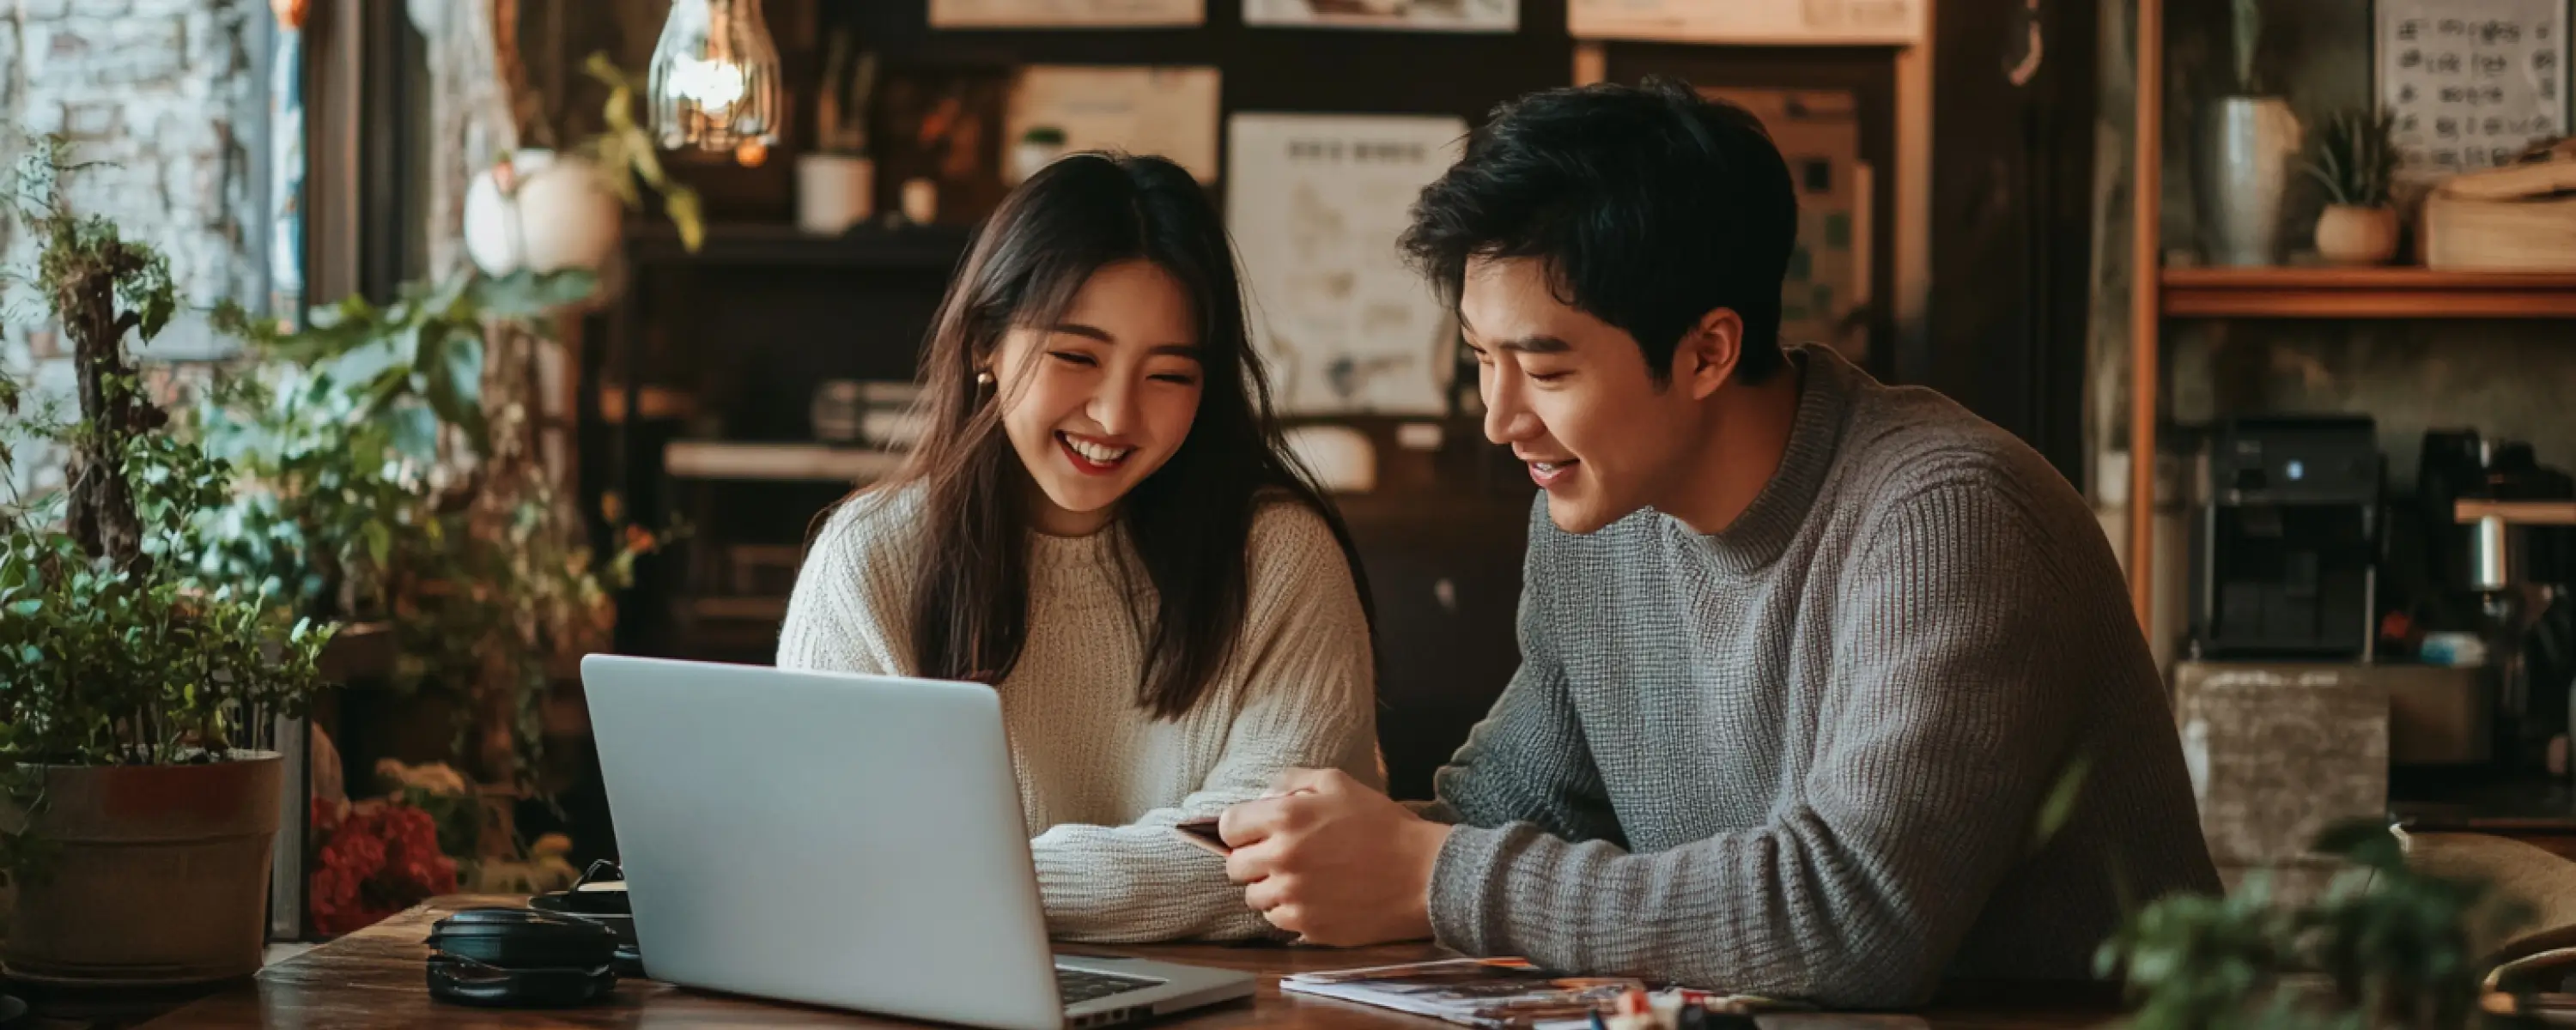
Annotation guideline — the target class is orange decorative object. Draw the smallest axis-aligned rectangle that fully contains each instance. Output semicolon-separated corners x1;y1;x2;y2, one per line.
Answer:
735;140;770;167
271;0;308;29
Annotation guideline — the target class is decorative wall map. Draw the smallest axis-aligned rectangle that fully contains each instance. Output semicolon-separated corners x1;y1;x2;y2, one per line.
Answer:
1569;0;1923;45
1225;113;1468;415
2379;0;2570;180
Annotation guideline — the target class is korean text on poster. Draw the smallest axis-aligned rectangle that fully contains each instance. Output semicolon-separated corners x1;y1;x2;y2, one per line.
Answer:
2379;0;2569;179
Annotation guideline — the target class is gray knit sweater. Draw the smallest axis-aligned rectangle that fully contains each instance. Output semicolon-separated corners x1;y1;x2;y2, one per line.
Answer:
1424;346;2219;1007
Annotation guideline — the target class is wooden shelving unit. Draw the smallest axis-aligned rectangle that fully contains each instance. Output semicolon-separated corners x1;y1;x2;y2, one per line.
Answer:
662;440;902;482
2123;0;2576;628
622;221;972;270
2457;500;2576;526
2163;267;2576;319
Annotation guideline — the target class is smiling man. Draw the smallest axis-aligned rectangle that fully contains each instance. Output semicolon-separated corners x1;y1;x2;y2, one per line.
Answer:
1216;79;2219;1006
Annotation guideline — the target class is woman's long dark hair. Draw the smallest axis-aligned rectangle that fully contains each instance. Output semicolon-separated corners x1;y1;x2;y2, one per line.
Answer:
863;152;1372;720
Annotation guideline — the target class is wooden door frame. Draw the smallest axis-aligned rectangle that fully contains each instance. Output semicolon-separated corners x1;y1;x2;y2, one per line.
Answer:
1927;0;2099;486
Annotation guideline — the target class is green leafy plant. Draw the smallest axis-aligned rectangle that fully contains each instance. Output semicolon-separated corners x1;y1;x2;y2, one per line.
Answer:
2231;0;2267;96
0;138;336;876
2098;820;2529;1030
2305;110;2399;209
815;30;878;155
197;270;595;616
183;60;693;801
580;52;704;252
194;267;671;792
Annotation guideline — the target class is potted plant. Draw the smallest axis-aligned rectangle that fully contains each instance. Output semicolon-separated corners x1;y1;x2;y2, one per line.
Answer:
2196;0;2303;267
798;30;879;236
194;260;673;935
2098;821;2528;1030
1012;125;1070;187
462;52;706;280
202;266;663;794
2306;109;2402;266
0;139;336;985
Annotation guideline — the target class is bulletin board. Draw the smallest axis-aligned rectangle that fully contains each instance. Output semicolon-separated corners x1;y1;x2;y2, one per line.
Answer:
1702;87;1872;366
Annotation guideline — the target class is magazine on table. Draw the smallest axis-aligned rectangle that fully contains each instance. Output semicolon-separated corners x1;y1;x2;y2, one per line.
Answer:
1281;958;1926;1030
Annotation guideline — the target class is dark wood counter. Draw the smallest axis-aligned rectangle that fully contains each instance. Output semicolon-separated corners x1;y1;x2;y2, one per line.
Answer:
2393;777;2576;859
142;897;2118;1030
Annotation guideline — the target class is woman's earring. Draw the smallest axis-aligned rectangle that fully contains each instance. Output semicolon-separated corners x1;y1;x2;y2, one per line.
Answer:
974;368;996;388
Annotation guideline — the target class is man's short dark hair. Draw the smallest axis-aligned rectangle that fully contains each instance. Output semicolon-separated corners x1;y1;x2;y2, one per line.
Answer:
1401;76;1798;385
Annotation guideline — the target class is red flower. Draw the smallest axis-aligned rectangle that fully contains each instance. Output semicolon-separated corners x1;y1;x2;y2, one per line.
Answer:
309;798;459;936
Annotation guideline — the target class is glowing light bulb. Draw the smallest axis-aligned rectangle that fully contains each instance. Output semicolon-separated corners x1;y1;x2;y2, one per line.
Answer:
668;58;747;111
647;0;780;151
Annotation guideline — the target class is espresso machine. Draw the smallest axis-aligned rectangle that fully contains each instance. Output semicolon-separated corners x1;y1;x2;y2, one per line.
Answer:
2188;416;2384;660
2415;430;2576;779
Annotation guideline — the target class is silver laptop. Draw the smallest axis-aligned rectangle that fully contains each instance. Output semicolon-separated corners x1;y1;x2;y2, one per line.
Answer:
581;655;1257;1030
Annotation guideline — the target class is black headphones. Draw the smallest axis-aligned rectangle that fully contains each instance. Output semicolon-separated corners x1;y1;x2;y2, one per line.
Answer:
427;906;622;1008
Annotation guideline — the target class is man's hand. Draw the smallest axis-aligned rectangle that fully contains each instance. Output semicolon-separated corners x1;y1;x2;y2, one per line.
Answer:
1218;768;1455;946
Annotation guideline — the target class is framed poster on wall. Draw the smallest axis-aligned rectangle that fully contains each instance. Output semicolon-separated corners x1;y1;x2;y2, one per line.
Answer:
2379;0;2569;181
1245;0;1519;33
1570;0;1924;45
929;0;1203;28
1225;112;1467;415
1005;67;1223;184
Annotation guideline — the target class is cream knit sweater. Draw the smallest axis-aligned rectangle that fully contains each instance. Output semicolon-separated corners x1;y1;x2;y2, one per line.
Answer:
775;486;1381;942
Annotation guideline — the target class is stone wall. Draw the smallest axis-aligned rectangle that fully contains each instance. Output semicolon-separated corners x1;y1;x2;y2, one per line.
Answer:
0;0;269;497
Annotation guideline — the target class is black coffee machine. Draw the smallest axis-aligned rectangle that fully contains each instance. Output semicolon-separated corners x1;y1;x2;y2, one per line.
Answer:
2189;416;2384;660
2415;430;2576;778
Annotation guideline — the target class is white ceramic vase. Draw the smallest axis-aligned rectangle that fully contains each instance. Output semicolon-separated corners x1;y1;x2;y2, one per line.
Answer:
795;154;874;236
2196;96;2303;267
463;148;625;276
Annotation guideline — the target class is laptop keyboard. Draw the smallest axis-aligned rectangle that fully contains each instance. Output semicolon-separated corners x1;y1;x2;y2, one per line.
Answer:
1056;967;1164;1005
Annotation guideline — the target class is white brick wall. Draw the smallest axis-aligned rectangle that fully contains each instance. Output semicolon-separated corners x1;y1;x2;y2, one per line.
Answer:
1;0;269;499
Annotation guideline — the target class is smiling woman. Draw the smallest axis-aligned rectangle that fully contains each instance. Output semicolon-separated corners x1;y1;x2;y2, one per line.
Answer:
990;260;1208;536
775;152;1386;944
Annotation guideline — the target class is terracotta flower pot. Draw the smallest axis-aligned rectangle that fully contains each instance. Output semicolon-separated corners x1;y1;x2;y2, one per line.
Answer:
2316;204;2401;266
2;754;283;985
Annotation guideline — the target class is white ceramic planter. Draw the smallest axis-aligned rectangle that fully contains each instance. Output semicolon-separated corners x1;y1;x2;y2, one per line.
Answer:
464;149;625;276
2196;96;2303;267
795;154;874;236
1011;139;1066;185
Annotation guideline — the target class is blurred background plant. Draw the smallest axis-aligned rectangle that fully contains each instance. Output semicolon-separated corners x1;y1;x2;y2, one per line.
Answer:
2097;820;2529;1030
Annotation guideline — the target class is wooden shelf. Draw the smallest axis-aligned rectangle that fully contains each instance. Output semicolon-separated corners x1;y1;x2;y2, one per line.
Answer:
2456;499;2576;525
625;221;972;271
2162;267;2576;318
663;441;903;482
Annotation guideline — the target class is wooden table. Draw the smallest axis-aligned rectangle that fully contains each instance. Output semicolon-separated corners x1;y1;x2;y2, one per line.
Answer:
143;897;2115;1029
